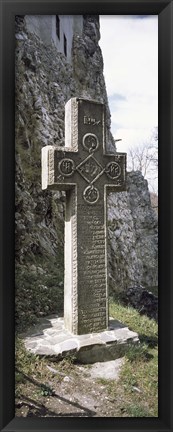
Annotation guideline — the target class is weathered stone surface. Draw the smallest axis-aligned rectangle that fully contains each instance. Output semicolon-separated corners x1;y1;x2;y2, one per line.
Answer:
89;358;125;380
42;97;126;335
23;315;139;363
108;171;158;296
15;15;158;332
77;338;103;349
121;285;158;321
34;346;56;356
56;339;79;353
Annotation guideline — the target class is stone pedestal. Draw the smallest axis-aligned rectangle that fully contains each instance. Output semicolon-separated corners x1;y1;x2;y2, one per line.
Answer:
22;315;139;364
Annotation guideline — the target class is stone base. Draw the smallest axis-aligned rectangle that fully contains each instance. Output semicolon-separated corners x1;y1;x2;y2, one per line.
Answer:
22;315;139;363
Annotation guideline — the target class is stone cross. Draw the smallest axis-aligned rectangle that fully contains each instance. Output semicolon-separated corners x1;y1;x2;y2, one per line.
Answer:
42;98;126;335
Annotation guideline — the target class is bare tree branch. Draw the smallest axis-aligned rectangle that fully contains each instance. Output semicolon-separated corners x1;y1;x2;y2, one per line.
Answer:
127;127;158;193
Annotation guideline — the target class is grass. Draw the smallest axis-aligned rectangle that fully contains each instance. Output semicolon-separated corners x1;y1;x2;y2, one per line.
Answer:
15;299;158;417
106;299;158;417
15;255;64;332
15;337;76;402
109;298;157;343
15;337;53;398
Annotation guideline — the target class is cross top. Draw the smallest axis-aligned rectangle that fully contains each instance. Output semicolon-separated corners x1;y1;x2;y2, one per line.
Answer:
42;98;126;335
42;98;126;201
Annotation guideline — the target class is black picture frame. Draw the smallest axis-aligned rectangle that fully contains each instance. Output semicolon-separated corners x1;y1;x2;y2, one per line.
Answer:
0;0;172;431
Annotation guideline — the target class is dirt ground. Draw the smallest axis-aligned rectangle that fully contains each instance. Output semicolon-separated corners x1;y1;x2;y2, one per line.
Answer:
15;361;125;417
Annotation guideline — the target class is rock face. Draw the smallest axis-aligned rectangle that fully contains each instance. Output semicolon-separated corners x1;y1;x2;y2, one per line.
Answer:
120;286;158;321
108;171;158;296
15;15;158;331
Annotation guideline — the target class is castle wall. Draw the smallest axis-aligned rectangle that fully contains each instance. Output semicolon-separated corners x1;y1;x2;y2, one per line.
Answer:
25;15;83;63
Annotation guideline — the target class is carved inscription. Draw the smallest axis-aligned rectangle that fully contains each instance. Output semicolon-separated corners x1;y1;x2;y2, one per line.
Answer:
83;186;99;204
82;133;99;152
58;158;75;176
105;161;121;179
83;185;99;204
78;207;107;332
42;97;126;335
84;116;101;126
76;154;104;185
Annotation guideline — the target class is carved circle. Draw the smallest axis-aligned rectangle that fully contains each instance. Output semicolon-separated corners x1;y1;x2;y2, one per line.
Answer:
82;133;99;153
58;158;75;177
105;162;121;179
83;185;99;204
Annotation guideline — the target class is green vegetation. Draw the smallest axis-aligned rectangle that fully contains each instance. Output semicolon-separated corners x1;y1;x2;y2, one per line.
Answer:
15;299;158;417
105;299;158;416
15;337;76;400
15;337;57;400
109;298;157;339
15;256;64;332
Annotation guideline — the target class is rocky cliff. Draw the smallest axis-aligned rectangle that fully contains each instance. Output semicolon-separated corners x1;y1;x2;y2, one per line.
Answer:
15;15;158;330
108;172;158;294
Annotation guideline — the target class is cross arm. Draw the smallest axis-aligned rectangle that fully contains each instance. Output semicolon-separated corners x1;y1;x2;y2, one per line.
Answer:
102;152;127;192
42;145;79;191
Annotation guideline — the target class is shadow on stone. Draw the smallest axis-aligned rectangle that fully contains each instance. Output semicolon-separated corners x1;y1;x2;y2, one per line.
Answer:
108;319;127;330
20;314;60;338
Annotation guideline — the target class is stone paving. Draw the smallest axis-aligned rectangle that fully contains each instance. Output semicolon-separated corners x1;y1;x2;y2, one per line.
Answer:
22;315;139;363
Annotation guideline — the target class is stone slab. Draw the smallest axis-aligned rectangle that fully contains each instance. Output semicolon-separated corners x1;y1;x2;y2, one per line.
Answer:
89;358;125;380
22;314;139;363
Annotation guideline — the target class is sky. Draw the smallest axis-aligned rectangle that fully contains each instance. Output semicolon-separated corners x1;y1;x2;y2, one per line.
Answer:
99;15;158;157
